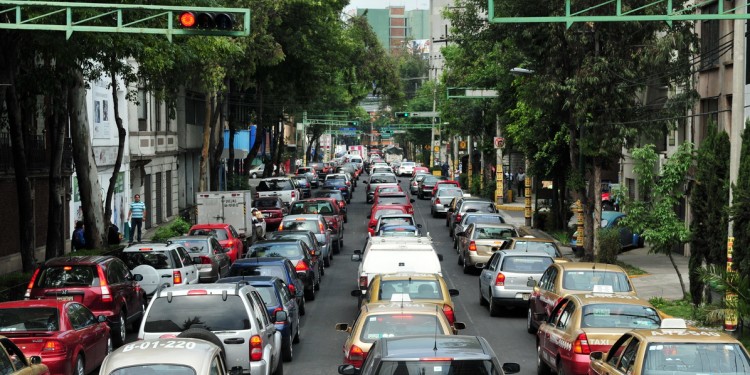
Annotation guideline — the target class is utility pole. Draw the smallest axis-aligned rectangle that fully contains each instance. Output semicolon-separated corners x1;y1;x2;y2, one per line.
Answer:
430;83;437;168
494;115;504;205
467;135;472;190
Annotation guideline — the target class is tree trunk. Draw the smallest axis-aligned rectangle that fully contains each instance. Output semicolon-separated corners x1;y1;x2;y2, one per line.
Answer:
583;174;595;261
46;86;67;260
104;67;126;229
244;82;263;174
668;251;688;299
199;91;214;192
69;69;105;249
2;43;37;272
273;118;284;174
593;159;603;259
209;93;224;191
228;126;235;178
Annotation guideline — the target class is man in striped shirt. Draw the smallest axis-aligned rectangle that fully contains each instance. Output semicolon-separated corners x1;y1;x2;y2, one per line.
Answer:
127;194;147;243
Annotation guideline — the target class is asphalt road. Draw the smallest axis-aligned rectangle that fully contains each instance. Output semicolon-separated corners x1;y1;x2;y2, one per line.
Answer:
283;176;538;375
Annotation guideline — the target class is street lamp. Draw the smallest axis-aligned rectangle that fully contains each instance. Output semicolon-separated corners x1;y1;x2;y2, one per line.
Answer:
510;67;534;227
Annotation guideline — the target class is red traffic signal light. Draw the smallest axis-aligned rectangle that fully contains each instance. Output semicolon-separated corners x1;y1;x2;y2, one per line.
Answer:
178;12;196;28
178;12;234;30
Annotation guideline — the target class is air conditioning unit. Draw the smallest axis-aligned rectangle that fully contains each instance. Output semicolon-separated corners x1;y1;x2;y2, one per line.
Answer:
657;152;668;175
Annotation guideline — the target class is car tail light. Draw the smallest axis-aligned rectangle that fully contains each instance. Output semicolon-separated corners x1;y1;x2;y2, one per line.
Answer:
573;333;591;354
273;307;287;325
173;270;182;285
288;283;296;295
442;305;455;324
346;181;351;186
435;198;441;204
338;201;345;208
420;357;453;362
24;268;40;299
347;344;365;367
359;276;368;289
291;191;296;199
495;273;505;286
319;222;325;233
468;241;477;252
295;261;310;272
42;340;66;354
199;256;212;264
455;214;462;222
250;335;263;361
187;290;208;295
97;266;112;302
278;223;284;230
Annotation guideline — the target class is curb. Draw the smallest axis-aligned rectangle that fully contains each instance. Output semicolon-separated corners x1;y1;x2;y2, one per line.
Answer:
497;205;526;212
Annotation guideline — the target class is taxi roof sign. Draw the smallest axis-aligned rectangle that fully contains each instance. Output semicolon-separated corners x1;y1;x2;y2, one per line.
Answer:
390;293;412;303
592;285;614;294
660;318;687;329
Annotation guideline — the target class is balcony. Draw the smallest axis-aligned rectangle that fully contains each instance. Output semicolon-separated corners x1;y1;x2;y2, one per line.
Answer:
0;134;73;175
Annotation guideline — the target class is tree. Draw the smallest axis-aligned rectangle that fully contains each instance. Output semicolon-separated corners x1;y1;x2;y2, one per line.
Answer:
689;124;730;305
620;143;694;299
732;121;750;277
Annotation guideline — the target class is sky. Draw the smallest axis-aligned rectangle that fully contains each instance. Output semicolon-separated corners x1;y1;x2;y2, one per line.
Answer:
344;0;430;11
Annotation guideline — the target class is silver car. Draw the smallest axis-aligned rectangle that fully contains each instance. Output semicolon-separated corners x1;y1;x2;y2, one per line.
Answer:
409;173;429;195
279;214;332;264
169;236;231;282
431;187;464;217
457;223;519;274
478;250;553;316
452;213;508;250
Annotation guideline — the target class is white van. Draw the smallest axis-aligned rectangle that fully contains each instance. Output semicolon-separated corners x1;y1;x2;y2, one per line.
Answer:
351;236;442;294
346;155;363;170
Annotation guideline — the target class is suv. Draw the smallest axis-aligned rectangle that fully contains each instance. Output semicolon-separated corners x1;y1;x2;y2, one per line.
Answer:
256;177;300;207
338;335;520;375
25;256;146;347
138;283;284;375
121;242;200;297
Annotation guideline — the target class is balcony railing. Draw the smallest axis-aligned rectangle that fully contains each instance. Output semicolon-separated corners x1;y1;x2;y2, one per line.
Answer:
0;134;73;174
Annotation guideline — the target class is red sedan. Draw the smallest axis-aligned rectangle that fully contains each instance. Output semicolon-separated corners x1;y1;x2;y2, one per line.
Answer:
188;223;245;262
0;300;110;375
252;197;288;230
372;192;415;215
367;204;410;236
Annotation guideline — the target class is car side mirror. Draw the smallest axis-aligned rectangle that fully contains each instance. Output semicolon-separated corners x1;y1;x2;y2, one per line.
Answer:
501;363;521;375
527;279;537;287
351;254;361;262
353;250;361;255
335;323;350;332
29;356;43;365
449;289;459;296
589;352;604;361
453;322;466;330
410;199;415;203
273;310;288;323
309;250;316;256
134;274;144;281
98;315;107;323
437;254;443;261
193;257;202;264
338;364;359;375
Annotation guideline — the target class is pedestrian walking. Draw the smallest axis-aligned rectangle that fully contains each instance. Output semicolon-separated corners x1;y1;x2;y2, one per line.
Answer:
127;194;147;243
515;168;526;197
441;162;449;177
71;221;85;252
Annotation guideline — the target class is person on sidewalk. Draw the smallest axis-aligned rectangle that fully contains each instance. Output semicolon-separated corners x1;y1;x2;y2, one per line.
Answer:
515;168;526;198
127;194;147;243
71;221;85;252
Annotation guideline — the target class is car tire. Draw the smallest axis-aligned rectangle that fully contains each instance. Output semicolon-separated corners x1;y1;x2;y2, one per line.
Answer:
130;298;146;332
555;360;565;375
462;257;471;274
178;328;226;364
537;344;552;375
324;255;331;267
527;306;537;334
299;296;306;316
489;295;501;317
74;355;84;375
457;253;463;266
282;336;293;362
431;209;436;218
320;264;325;277
112;310;127;347
273;356;284;375
344;215;348;223
305;286;315;301
293;320;301;344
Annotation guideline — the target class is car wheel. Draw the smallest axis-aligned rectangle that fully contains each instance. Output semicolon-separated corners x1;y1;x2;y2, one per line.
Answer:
106;338;113;355
555;359;565;375
112;310;126;347
320;263;325;277
252;173;257;178
314;276;321;291
74;355;84;375
282;336;293;362
339;237;344;250
462;257;471;274
489;294;501;317
178;328;226;364
273;355;284;375
537;344;552;375
527;306;537;334
293;320;301;344
299;296;306;316
457;253;463;266
305;286;315;301
324;255;331;267
453;239;458;251
344;215;348;223
431;209;436;218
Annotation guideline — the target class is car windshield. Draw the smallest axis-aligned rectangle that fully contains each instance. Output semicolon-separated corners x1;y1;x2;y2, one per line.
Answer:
228;264;285;279
377;196;409;205
641;343;750;374
253;199;280;209
378;280;442;300
370;176;397;184
188;228;228;241
374;209;407;220
257;179;293;191
562;271;633;292
122;251;175;270
109;364;196;375
465;215;506;225
360;314;443;343
474;227;516;240
401;162;415;167
293;178;310;187
144;295;251;332
249;243;303;259
512;241;559;257
253;285;280;306
414;175;428;182
581;304;660;329
269;233;315;248
377;187;401;194
170;240;209;255
438;189;463;197
501;256;553;273
35;266;98;287
290;202;335;215
0;308;59;332
376;360;499;375
379;227;418;237
281;220;319;232
462;202;497;213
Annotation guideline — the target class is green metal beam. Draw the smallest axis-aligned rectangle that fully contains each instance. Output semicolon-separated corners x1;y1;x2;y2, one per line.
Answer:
0;1;251;40
488;0;750;26
385;124;434;129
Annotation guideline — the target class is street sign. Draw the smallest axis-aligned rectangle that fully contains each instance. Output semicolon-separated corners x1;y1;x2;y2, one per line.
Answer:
408;111;438;117
493;137;505;149
393;130;406;134
433;146;440;153
459;141;467;151
341;127;357;132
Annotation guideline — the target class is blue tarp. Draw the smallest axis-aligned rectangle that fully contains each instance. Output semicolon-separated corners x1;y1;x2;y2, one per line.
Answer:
223;126;258;151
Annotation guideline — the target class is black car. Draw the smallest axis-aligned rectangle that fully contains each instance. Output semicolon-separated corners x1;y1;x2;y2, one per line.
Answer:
267;230;327;270
322;179;351;203
226;257;307;315
418;175;448;199
292;176;313;198
246;240;321;301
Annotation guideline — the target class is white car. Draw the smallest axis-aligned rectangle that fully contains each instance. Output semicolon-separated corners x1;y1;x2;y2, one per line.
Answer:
397;162;416;176
248;164;272;178
121;242;200;298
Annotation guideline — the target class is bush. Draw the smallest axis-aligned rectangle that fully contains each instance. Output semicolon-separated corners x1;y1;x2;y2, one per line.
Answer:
596;227;620;264
482;180;497;201
152;217;191;242
227;174;250;191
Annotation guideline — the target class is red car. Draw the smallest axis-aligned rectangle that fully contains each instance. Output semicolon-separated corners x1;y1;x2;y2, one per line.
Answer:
367;204;410;236
252;197;288;231
372;192;415;215
25;256;146;348
432;180;461;196
371;185;404;203
412;167;430;176
0;300;110;375
188;223;245;262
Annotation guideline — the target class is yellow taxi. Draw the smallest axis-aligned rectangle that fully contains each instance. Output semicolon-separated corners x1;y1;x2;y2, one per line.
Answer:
335;299;465;369
528;262;636;334
589;318;750;375
536;287;661;375
352;273;460;325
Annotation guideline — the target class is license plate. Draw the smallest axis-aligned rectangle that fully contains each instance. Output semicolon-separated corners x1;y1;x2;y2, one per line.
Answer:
522;293;530;301
56;296;73;301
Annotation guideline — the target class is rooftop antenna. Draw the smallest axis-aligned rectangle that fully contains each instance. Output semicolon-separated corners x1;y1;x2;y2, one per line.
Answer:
433;304;439;352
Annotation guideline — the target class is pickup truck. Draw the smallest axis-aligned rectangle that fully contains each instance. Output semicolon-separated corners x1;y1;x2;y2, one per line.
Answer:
255;177;300;207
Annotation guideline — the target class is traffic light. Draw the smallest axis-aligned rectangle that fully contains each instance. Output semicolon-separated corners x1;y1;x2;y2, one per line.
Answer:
347;121;359;126
395;112;410;118
178;11;234;30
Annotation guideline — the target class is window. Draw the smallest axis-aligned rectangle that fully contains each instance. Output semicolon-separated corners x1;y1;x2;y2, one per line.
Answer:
701;98;719;134
0;307;58;332
607;336;632;366
144;295;251;332
618;338;641;373
137;88;148;131
154;100;162;131
68;304;96;329
556;301;575;330
700;2;720;69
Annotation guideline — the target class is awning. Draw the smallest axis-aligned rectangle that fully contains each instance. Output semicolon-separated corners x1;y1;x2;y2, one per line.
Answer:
220;149;249;159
